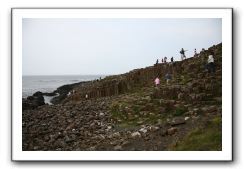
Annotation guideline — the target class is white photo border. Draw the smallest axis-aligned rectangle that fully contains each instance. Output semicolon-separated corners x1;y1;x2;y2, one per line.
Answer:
12;8;233;161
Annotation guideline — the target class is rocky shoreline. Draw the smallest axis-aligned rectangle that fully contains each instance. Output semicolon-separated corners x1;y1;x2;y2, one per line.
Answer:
23;81;89;110
23;43;222;151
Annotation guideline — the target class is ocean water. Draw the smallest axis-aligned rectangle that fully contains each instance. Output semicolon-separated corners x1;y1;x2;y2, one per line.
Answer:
22;75;105;98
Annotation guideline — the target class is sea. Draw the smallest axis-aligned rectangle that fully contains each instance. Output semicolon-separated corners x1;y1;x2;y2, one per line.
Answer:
22;75;106;98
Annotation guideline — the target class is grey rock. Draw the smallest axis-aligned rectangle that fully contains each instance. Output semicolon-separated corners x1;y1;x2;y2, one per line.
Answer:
170;117;186;126
131;131;141;138
167;127;178;135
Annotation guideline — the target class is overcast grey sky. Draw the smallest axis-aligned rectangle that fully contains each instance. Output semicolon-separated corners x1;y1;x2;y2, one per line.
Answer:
23;18;222;76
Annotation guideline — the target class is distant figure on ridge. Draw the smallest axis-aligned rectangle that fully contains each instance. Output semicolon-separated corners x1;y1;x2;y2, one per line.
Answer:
164;56;167;63
201;48;205;54
155;59;159;66
194;48;198;57
171;57;174;63
165;73;172;85
180;48;187;60
154;77;160;87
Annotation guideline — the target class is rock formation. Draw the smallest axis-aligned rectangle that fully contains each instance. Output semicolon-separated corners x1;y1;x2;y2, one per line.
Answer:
22;91;45;110
22;43;222;151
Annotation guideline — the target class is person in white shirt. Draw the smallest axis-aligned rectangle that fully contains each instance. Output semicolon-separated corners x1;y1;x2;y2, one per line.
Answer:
207;52;215;74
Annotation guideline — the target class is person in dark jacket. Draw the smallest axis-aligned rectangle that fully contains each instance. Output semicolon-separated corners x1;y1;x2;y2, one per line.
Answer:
180;48;187;60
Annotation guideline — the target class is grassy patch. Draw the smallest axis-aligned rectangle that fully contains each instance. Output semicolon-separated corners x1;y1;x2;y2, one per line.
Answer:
173;107;187;116
132;105;141;114
169;116;222;151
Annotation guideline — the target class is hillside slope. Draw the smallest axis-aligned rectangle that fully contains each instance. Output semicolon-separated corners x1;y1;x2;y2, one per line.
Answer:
23;43;222;151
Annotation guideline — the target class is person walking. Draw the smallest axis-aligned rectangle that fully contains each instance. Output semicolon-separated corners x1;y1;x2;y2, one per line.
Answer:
154;77;160;87
180;48;187;60
165;73;172;85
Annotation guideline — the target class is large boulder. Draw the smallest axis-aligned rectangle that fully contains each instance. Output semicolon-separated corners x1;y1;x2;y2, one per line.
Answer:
22;91;45;110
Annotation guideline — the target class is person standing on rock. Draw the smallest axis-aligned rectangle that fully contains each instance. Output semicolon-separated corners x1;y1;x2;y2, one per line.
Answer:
164;56;167;63
207;52;215;74
154;77;160;87
155;59;159;66
180;48;187;60
165;73;172;85
171;57;174;64
194;48;198;57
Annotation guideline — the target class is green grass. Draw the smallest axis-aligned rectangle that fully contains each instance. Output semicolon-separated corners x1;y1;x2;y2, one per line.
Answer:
132;105;141;114
170;116;222;151
173;107;187;116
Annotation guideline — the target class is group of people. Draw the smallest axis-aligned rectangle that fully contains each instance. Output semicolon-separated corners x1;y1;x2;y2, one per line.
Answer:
154;73;172;87
155;48;189;65
67;90;76;97
154;48;216;88
155;47;214;64
155;56;174;65
180;48;201;60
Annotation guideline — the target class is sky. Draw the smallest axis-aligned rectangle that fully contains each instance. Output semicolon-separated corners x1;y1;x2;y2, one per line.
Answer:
23;18;222;76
